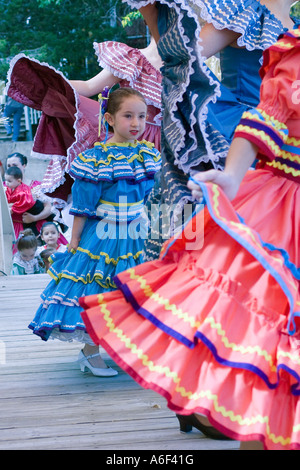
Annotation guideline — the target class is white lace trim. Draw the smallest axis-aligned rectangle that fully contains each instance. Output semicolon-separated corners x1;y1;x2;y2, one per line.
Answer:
48;328;95;345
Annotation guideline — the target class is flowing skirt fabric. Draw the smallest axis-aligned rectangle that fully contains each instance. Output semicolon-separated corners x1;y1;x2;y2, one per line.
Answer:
80;170;300;449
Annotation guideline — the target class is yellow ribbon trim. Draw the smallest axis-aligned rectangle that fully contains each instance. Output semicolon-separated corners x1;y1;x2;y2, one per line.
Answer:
94;139;156;150
98;198;143;207
74;247;143;265
242;109;287;131
204;317;277;372
235;125;282;155
287;136;300;147
49;270;116;289
281;151;300;164
126;268;300;370
77;145;160;167
97;295;300;446
265;160;300;177
273;39;299;50
127;268;203;329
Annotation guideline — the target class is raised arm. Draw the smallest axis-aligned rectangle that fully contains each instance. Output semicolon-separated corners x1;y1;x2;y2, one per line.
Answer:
140;5;160;43
139;4;240;57
199;22;240;58
70;68;120;98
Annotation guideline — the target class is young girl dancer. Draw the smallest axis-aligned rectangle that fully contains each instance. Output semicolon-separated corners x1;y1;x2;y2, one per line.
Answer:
5;34;162;215
80;25;300;449
29;87;161;377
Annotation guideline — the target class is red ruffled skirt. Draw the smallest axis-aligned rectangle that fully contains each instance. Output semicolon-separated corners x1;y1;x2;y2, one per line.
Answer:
80;169;300;450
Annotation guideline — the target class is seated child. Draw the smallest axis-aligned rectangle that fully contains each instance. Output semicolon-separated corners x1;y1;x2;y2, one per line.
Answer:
36;221;67;255
39;247;56;271
11;229;45;275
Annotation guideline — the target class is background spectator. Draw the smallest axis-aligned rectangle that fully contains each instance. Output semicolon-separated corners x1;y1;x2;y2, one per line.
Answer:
3;96;24;142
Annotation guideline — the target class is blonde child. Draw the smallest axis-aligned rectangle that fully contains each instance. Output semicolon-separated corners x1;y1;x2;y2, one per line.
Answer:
11;229;45;275
28;87;161;377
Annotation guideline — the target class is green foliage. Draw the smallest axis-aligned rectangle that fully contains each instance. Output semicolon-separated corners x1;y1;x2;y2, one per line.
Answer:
0;0;146;81
290;0;300;23
121;10;142;27
37;0;61;5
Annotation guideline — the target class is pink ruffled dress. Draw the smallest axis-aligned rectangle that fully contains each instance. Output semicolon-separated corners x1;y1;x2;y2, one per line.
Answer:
6;42;162;204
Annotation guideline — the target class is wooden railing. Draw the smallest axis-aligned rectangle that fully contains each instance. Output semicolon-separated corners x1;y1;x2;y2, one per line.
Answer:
0;175;15;275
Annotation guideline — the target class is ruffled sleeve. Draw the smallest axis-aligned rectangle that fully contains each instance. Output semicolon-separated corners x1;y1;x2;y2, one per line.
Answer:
126;0;283;52
93;41;162;109
69;141;161;184
69;141;161;218
234;30;300;162
197;0;284;51
69;178;103;218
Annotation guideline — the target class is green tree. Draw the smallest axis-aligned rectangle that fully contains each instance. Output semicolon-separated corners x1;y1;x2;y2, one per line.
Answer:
0;0;147;81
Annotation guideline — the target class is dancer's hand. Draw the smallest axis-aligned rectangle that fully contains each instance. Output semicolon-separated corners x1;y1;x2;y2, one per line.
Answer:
188;170;240;201
68;236;80;253
188;138;258;201
68;215;86;252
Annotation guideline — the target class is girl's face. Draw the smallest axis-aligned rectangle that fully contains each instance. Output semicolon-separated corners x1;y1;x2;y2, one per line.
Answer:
105;97;147;143
41;225;59;247
6;156;26;175
19;247;36;262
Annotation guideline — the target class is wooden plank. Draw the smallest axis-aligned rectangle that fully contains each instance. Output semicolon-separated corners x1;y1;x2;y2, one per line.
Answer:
0;275;240;451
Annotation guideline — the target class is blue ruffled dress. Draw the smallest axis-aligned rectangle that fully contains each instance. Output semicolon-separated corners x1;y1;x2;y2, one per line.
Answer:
128;0;285;259
28;140;161;343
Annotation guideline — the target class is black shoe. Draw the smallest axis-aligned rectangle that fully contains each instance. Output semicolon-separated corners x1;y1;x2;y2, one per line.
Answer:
176;413;233;441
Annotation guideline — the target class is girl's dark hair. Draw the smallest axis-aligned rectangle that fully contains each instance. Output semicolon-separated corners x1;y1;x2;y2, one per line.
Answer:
40;247;55;261
6;166;23;180
16;229;38;251
107;87;146;116
6;152;28;167
40;221;60;235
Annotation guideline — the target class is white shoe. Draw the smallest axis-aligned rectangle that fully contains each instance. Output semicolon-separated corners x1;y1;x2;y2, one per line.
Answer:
78;350;118;377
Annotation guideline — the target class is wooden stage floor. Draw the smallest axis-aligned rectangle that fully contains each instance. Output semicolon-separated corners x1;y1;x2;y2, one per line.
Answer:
0;274;239;451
